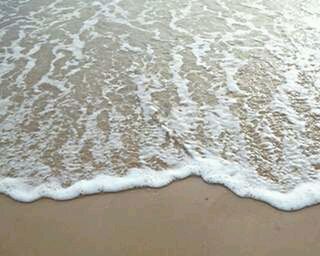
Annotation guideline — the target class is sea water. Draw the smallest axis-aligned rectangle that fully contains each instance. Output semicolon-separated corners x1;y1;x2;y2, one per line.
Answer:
0;0;320;210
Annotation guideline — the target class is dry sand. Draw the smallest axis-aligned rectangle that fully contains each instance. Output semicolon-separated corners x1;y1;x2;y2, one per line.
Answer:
1;177;320;256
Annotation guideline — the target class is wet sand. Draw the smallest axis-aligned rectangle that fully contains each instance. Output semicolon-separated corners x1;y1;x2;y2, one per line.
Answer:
1;177;320;256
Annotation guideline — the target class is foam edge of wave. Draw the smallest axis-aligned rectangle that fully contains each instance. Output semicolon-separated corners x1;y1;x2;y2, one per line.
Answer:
0;157;319;211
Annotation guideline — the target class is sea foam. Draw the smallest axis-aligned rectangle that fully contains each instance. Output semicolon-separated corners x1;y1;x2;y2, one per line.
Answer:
1;0;320;211
1;157;320;211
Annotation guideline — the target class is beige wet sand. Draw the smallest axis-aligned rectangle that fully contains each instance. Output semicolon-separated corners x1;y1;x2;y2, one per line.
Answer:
1;177;320;256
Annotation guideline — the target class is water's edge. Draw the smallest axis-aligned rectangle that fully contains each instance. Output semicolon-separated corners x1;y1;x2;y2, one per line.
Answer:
1;157;320;211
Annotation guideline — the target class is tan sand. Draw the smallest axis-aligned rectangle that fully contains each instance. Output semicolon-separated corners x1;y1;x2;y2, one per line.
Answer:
1;177;320;256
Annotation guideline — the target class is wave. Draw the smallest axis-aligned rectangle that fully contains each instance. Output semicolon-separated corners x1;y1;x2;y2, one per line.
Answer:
1;157;320;211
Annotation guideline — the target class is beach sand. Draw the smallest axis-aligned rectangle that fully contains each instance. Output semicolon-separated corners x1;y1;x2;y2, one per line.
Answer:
1;177;320;256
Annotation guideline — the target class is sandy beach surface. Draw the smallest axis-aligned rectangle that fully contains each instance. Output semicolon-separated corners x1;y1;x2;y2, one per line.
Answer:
1;177;320;256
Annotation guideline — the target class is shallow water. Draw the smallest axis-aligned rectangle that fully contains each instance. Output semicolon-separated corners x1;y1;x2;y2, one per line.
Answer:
0;0;320;209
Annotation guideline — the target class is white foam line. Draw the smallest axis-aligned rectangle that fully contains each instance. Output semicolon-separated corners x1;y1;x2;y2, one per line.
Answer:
1;157;320;211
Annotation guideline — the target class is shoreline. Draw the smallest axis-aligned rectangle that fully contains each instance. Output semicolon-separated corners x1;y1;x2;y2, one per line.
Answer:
1;177;320;256
2;158;320;210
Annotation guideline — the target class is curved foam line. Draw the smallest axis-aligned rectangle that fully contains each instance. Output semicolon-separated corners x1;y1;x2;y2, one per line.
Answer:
1;157;320;211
